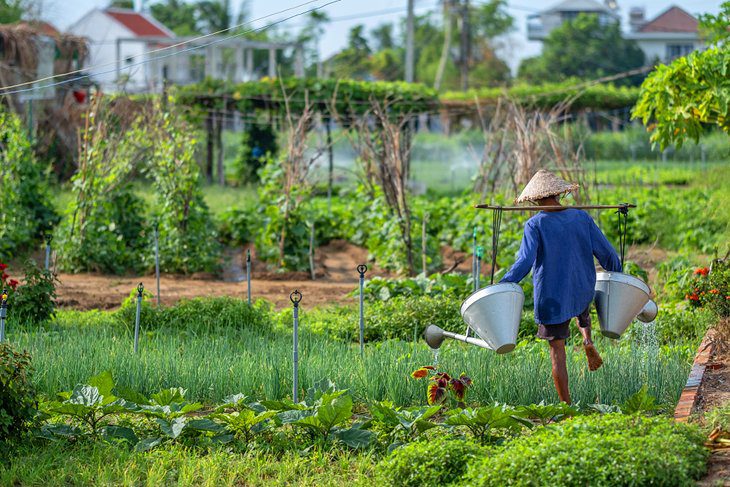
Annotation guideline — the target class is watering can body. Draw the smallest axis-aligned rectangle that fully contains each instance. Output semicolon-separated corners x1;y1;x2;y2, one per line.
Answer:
460;283;524;354
594;272;654;339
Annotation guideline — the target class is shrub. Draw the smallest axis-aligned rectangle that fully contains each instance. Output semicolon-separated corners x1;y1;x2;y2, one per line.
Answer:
0;109;58;260
5;260;57;326
0;343;37;442
375;435;487;487
464;414;708;487
115;295;272;335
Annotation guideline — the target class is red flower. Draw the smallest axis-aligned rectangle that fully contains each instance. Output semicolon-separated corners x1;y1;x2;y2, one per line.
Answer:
709;289;720;295
7;279;18;290
0;263;7;271
1;272;8;281
687;294;700;301
694;267;710;276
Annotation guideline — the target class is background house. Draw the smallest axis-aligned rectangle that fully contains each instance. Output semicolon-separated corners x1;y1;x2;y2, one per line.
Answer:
68;7;304;93
626;6;704;63
527;0;620;41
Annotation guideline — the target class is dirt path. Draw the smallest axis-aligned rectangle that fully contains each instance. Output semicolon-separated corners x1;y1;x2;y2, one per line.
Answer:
55;240;378;311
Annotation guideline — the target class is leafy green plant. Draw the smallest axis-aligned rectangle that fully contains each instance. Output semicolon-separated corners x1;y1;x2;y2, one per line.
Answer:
514;401;579;426
375;435;486;487
276;382;373;449
41;371;137;441
210;394;277;447
464;414;709;486
369;402;441;450
0;343;36;442
445;405;532;445
620;384;662;415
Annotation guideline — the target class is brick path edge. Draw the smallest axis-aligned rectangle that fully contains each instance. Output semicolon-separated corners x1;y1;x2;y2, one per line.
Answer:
674;329;715;422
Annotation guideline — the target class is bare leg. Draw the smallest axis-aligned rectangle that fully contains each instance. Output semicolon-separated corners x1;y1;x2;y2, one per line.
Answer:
578;325;603;371
548;339;571;404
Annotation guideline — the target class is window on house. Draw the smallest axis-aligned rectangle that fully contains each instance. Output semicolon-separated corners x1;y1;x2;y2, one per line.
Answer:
189;54;205;82
561;11;580;21
666;44;694;61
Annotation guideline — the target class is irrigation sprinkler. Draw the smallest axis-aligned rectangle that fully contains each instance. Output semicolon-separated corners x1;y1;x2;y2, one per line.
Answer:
357;264;368;356
0;289;7;342
290;290;302;403
154;223;160;307
134;283;144;354
246;249;252;305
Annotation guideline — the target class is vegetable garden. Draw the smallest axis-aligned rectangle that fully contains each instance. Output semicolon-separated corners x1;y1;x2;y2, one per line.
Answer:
1;9;730;484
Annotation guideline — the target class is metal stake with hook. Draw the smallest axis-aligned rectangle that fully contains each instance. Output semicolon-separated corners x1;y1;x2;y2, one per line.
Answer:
0;289;7;342
134;283;144;354
357;264;368;356
290;290;302;403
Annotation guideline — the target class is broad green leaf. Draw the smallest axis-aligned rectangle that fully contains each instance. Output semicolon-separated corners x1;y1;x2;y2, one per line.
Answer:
88;371;115;400
157;417;187;439
315;393;353;430
135;437;164;452
334;427;375;448
102;425;138;445
187;418;226;434
150;387;187;406
68;385;102;407
278;409;314;424
115;385;150;405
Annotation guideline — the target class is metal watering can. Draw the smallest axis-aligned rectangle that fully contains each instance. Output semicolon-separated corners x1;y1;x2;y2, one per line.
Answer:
594;272;657;339
424;283;524;354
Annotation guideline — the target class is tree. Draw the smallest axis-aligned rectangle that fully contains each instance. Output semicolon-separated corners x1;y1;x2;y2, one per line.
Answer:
109;0;134;8
518;13;645;85
150;0;200;36
633;3;730;149
298;10;330;77
0;0;25;23
327;25;372;79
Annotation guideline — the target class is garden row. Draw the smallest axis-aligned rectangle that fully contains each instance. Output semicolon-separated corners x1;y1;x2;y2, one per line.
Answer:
0;349;711;486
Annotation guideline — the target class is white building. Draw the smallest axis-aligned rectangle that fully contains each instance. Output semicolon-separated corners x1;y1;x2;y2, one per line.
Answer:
68;8;176;92
68;7;304;93
625;6;704;63
527;0;620;41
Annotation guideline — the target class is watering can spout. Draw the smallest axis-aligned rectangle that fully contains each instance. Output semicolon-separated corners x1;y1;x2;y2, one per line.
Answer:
423;324;497;352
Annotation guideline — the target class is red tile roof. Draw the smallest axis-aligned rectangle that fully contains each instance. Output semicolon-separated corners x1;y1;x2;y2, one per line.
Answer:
639;6;698;33
104;8;173;38
16;20;59;36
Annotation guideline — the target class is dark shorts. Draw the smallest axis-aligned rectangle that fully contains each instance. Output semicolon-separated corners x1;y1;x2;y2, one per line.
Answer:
537;306;592;341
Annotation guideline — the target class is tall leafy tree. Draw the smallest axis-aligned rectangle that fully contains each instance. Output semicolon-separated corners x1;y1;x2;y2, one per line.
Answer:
149;0;200;36
0;0;25;23
518;13;645;84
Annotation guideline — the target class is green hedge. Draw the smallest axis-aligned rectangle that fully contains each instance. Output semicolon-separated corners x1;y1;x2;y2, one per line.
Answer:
376;435;487;487
464;414;708;486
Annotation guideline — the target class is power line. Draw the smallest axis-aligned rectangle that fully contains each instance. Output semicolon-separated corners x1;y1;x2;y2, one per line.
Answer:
0;0;335;94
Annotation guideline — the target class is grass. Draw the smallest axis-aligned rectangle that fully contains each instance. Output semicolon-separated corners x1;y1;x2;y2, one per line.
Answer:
9;310;695;407
0;442;376;487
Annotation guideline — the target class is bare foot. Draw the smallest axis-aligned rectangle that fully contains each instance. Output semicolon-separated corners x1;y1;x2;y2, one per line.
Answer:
584;341;603;371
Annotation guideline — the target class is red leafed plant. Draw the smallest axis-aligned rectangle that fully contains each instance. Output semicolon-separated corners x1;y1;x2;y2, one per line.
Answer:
411;366;472;409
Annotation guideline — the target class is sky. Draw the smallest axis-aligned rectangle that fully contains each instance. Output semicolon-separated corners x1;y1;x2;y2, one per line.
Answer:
45;0;723;72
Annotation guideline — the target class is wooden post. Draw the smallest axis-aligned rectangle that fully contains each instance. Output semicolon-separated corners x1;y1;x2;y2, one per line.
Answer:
216;109;225;186
309;223;315;281
422;214;428;275
326;118;333;212
268;48;277;78
205;112;214;184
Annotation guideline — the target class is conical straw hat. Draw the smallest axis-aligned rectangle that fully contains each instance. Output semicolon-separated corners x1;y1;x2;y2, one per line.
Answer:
515;170;579;203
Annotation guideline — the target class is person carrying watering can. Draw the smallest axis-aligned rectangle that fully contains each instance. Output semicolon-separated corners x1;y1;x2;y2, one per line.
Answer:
500;170;621;404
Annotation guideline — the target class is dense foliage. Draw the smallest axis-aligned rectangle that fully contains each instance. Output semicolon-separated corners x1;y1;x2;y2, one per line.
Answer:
2;260;57;326
517;14;645;86
375;435;486;487
634;4;730;149
0;343;36;442
464;414;708;486
0;109;57;261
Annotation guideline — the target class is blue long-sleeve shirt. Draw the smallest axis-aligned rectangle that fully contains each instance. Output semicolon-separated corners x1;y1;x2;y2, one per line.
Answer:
500;209;622;325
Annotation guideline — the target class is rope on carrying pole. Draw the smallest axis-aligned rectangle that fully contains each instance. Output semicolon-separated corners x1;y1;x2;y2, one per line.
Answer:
490;207;503;285
616;204;630;271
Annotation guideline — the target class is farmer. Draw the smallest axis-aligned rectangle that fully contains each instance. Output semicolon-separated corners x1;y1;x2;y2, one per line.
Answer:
500;170;621;404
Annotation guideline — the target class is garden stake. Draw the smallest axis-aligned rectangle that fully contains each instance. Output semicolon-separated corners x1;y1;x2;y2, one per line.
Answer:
44;236;52;271
246;249;252;305
422;214;428;275
134;283;143;354
357;264;368;356
0;289;7;342
154;223;160;307
290;290;302;402
309;223;315;281
475;245;484;290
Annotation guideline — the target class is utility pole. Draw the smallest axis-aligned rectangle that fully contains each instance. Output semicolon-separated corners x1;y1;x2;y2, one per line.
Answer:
459;0;471;91
405;0;415;82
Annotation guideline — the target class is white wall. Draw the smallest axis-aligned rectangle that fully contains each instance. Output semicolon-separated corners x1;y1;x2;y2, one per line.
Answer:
68;10;149;92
